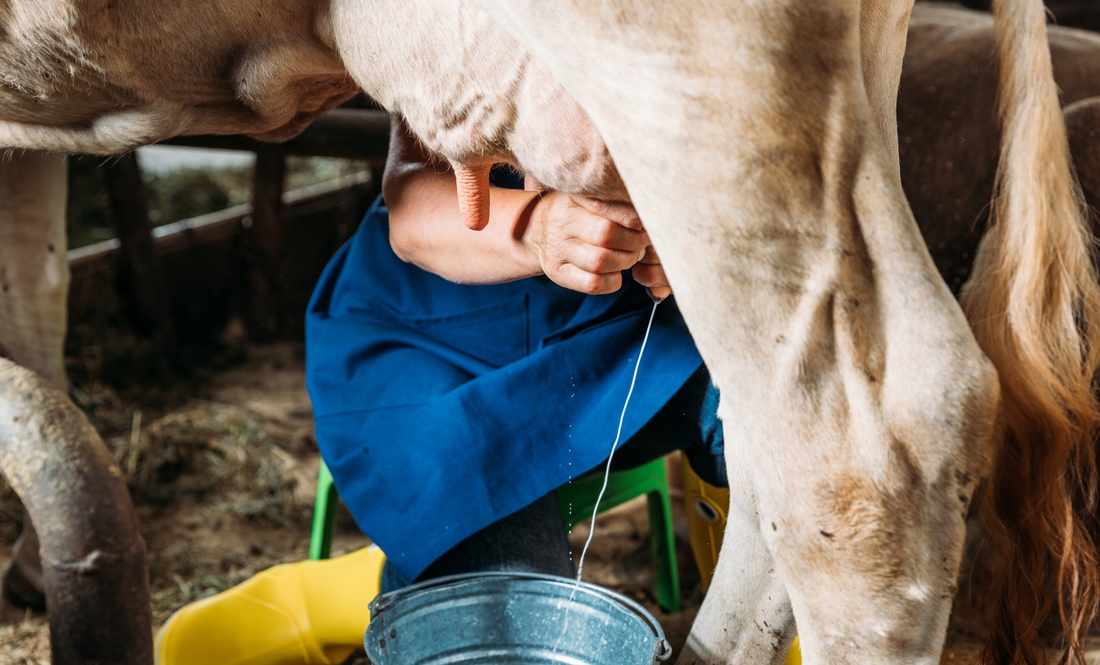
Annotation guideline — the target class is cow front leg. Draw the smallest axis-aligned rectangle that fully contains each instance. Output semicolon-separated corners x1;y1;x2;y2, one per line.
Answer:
0;151;69;388
0;150;69;609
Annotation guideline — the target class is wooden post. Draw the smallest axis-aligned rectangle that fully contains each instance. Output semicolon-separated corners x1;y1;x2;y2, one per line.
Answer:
243;148;286;341
102;152;175;349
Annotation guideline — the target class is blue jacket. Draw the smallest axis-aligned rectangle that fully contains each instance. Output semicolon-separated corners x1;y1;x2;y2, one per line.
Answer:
305;198;702;581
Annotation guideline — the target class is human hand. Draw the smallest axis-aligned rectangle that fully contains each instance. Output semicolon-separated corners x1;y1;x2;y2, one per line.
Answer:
522;193;652;294
633;245;671;302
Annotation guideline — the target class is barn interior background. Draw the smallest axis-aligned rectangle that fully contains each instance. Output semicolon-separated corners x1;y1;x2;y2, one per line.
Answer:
10;1;1100;657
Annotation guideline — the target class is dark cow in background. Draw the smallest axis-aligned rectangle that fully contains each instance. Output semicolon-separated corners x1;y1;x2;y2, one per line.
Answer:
903;2;1100;293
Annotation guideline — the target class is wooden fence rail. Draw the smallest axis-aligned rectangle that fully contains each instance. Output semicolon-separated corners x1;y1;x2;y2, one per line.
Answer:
85;109;391;347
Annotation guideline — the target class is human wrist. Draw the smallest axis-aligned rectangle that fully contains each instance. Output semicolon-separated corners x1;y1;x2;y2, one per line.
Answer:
515;191;548;277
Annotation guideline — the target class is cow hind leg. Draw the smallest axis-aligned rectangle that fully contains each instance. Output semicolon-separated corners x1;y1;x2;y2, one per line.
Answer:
572;3;998;664
448;0;1000;660
682;124;997;663
607;5;997;663
0;151;69;609
859;0;916;173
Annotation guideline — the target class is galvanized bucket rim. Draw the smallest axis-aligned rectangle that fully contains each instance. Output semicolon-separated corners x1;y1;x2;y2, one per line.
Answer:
368;571;673;662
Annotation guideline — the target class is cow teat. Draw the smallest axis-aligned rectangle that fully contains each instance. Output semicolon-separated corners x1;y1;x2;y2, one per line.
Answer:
450;160;494;230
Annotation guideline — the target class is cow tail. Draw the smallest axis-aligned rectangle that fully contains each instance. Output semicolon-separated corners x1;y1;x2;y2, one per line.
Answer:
959;0;1100;662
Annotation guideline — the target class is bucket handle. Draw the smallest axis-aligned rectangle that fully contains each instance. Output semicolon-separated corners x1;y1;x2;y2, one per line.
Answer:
368;571;673;661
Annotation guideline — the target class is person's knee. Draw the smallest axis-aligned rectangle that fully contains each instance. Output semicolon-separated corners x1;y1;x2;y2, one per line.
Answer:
685;375;727;487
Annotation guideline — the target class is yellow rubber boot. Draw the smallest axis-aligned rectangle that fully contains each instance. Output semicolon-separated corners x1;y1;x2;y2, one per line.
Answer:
155;545;386;665
784;637;802;665
682;457;730;591
682;458;801;665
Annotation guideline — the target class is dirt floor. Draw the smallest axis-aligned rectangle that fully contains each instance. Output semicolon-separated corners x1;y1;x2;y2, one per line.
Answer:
0;339;1083;664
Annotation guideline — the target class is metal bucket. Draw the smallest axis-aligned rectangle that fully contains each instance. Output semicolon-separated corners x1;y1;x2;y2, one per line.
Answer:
364;572;672;665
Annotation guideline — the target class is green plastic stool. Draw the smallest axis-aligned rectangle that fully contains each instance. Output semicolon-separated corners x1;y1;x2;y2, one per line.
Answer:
309;460;340;562
309;456;680;613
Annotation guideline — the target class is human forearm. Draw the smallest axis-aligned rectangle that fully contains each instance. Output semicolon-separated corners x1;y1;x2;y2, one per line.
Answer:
385;162;544;284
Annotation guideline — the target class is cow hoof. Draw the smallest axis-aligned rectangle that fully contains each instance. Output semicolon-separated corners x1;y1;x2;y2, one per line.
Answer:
1;560;45;611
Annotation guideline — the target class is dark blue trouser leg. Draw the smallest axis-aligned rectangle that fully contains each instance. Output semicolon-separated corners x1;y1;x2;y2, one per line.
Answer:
381;491;573;592
609;366;727;487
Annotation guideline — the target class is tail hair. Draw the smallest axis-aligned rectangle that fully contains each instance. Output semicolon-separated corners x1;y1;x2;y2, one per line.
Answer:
960;0;1100;662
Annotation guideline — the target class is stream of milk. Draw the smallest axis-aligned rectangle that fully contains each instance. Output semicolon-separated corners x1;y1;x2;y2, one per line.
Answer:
574;298;661;581
551;299;662;657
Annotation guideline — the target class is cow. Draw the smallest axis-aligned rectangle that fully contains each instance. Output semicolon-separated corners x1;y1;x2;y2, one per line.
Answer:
0;0;1094;663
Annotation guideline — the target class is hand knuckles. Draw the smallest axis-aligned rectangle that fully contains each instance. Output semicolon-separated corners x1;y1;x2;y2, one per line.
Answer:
588;248;613;272
580;273;604;294
593;224;616;246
